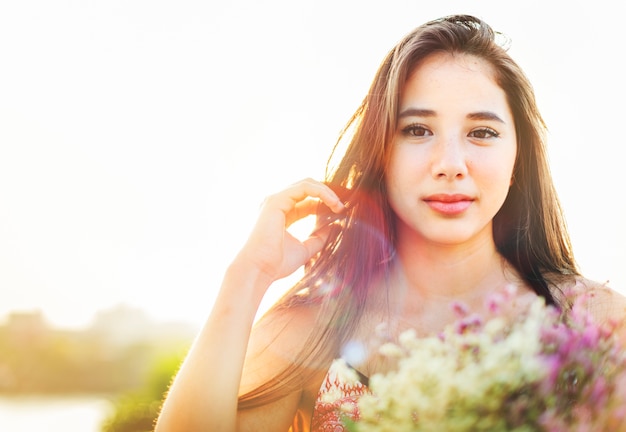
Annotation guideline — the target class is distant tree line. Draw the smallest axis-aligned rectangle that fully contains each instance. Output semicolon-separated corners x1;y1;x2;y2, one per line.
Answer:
0;318;191;396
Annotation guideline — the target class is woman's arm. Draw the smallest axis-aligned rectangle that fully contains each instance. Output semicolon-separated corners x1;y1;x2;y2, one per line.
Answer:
155;260;272;431
154;179;344;431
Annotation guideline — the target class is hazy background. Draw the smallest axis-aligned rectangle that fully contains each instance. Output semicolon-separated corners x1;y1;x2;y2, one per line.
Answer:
1;0;624;330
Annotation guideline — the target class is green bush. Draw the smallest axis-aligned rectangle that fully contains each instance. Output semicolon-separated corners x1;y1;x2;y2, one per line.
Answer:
101;350;186;432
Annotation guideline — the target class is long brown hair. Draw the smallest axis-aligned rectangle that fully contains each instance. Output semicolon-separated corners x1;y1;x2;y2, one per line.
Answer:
239;14;578;413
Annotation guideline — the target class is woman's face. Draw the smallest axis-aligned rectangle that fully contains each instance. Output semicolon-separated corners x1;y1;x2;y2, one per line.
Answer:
385;52;517;249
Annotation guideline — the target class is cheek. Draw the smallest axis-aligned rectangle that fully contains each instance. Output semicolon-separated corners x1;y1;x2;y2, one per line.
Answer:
386;144;427;182
384;155;411;212
479;155;516;199
384;168;402;210
384;149;403;190
469;145;515;183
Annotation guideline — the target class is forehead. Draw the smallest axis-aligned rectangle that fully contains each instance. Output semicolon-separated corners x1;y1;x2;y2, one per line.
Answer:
400;52;509;114
407;51;498;88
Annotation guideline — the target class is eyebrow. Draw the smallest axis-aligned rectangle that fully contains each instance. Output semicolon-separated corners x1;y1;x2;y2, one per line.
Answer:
398;108;506;124
466;111;506;124
398;108;436;119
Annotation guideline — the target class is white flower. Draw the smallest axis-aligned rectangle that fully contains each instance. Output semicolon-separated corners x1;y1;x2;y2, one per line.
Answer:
345;295;626;431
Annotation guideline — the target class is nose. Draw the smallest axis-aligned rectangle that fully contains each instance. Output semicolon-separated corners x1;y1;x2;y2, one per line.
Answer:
431;135;468;180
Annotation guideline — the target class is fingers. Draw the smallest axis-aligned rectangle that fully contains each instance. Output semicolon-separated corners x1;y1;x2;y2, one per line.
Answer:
262;178;345;225
240;180;345;281
301;232;328;261
289;178;345;214
285;199;323;227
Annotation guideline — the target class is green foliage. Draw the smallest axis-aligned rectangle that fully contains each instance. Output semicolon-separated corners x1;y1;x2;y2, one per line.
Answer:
101;350;186;432
101;393;162;432
144;352;185;400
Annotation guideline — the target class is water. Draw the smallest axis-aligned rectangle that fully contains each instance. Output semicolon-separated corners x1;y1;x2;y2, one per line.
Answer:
0;395;113;432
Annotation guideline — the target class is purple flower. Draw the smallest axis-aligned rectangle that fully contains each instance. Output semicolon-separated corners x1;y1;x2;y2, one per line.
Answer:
588;376;609;407
453;313;483;335
540;354;563;392
451;301;470;318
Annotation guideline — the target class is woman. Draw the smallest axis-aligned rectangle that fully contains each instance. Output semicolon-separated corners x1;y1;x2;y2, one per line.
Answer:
155;15;626;431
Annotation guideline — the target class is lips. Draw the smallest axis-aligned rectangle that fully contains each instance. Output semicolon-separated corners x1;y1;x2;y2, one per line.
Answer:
423;194;474;215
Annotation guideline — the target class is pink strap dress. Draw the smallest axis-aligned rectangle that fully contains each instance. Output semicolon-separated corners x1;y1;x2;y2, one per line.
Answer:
310;360;369;432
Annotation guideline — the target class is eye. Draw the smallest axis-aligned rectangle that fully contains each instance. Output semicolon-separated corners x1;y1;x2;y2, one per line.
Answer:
468;127;499;139
401;124;433;137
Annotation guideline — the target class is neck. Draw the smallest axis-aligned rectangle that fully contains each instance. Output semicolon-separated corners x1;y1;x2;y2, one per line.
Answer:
393;234;513;303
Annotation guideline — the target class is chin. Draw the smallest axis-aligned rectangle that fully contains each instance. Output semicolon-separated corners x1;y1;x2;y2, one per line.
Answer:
420;227;483;246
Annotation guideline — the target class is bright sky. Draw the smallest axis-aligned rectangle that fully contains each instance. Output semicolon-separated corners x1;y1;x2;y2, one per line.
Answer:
0;1;624;329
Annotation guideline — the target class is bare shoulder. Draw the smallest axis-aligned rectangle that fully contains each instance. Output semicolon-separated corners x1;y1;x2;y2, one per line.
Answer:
557;276;626;342
240;299;322;394
236;299;326;431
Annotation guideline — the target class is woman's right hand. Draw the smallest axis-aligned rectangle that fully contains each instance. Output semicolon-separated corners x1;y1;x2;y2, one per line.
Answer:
236;178;345;286
155;179;344;432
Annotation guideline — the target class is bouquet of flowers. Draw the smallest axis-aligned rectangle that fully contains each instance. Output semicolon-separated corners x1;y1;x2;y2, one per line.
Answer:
338;289;626;431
